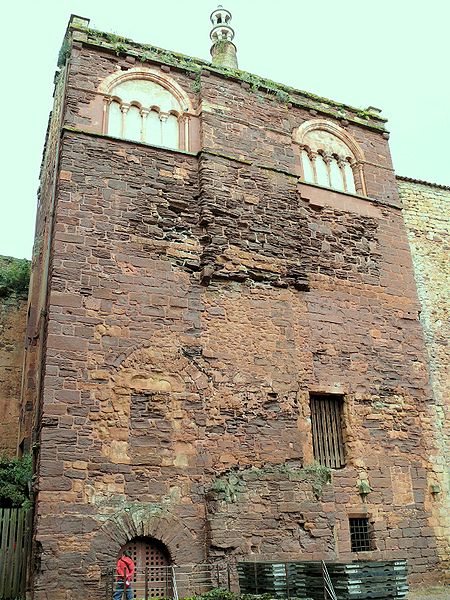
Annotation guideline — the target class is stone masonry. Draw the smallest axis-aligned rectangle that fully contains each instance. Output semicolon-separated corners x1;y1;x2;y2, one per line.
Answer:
19;16;449;599
398;178;450;573
0;257;28;457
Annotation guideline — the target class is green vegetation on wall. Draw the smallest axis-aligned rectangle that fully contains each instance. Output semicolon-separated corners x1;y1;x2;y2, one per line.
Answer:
209;462;331;503
77;27;387;129
0;257;30;299
0;453;32;509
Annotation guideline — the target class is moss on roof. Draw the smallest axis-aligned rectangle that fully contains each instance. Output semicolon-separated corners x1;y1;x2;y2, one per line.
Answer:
66;23;388;132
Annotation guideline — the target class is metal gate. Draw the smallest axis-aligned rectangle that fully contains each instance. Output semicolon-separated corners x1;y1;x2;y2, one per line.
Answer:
122;537;171;598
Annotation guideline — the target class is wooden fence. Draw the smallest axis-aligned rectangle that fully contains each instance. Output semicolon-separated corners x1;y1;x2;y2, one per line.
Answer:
0;508;32;599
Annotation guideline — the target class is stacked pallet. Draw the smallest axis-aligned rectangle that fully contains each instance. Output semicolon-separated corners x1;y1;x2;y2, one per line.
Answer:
237;561;311;599
334;560;408;600
237;560;408;600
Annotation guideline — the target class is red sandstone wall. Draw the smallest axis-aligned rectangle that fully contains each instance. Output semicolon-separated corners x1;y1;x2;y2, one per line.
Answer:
19;64;68;451
27;39;447;599
0;293;27;457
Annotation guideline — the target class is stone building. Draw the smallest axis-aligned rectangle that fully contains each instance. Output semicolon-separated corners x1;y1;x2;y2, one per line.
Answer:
11;8;450;599
397;177;450;568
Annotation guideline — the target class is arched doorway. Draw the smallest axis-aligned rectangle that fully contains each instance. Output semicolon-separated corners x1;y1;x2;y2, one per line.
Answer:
120;537;172;599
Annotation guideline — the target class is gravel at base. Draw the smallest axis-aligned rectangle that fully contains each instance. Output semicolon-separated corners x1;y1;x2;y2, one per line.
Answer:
408;586;450;599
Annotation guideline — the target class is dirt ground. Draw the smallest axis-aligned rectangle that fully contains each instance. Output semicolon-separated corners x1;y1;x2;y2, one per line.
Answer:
408;585;450;599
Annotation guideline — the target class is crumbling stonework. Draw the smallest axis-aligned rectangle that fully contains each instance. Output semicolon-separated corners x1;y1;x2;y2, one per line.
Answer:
21;16;449;600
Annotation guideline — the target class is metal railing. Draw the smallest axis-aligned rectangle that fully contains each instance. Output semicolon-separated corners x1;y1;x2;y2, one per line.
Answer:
107;562;231;599
321;561;338;600
106;558;408;600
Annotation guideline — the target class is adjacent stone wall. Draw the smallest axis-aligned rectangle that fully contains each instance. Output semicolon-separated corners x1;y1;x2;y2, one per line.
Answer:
0;256;29;457
27;36;448;599
399;178;450;576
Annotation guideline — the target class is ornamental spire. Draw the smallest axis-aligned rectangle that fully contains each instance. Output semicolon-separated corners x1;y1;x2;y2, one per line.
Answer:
209;5;238;69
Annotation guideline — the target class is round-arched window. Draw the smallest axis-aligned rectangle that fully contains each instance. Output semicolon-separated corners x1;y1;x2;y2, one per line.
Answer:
107;79;181;149
293;120;366;196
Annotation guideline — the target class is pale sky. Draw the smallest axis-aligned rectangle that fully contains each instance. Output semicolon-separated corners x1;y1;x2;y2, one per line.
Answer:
2;0;449;259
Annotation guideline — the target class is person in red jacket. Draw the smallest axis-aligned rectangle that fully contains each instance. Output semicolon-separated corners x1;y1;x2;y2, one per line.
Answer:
113;550;135;600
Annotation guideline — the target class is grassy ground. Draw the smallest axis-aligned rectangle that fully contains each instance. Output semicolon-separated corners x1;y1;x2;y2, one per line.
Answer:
408;585;450;599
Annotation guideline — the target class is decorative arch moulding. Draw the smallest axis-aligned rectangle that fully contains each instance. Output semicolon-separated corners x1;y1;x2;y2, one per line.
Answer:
98;66;194;114
293;119;365;162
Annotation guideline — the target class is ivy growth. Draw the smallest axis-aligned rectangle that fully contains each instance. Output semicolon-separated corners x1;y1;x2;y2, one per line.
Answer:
103;32;127;44
57;37;70;67
113;42;128;56
191;73;202;94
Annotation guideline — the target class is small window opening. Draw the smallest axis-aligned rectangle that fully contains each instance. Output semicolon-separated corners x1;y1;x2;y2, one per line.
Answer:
349;517;374;552
310;394;346;468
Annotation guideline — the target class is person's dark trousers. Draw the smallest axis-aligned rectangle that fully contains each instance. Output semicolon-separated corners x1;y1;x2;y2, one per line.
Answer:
113;578;133;600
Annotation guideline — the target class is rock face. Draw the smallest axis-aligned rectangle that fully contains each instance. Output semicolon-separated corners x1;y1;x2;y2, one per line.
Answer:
22;18;448;600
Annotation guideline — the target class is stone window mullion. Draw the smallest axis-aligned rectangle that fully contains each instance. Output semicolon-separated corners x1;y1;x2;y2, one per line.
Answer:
141;109;150;143
120;103;130;138
159;112;168;146
337;158;347;192
103;97;112;135
310;151;319;185
323;153;333;188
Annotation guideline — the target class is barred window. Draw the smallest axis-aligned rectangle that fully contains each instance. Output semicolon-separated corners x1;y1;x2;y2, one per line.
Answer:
349;517;375;552
310;394;346;469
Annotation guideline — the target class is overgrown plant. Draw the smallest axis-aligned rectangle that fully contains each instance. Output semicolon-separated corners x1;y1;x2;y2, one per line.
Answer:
140;592;244;600
0;258;30;298
0;453;33;509
191;73;202;94
196;589;237;600
114;42;128;56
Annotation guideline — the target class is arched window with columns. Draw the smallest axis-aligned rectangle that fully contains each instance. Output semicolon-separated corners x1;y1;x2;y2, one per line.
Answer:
293;120;366;196
99;68;193;152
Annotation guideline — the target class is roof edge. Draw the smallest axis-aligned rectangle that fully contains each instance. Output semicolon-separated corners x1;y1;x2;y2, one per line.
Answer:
396;175;450;192
65;21;389;133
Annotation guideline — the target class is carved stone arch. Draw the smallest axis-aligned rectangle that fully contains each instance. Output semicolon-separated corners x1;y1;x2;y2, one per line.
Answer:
110;341;197;390
91;504;205;569
129;100;144;110
293;118;365;162
109;340;153;370
98;66;193;113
